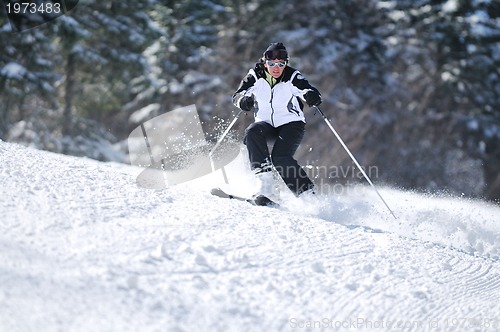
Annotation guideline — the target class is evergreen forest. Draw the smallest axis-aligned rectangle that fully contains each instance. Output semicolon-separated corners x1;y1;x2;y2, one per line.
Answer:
1;0;499;200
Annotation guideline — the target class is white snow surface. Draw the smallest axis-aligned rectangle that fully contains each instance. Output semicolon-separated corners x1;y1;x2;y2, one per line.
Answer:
1;140;500;332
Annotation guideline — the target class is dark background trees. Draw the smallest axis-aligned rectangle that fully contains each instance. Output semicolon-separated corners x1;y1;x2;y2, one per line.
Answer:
1;0;499;201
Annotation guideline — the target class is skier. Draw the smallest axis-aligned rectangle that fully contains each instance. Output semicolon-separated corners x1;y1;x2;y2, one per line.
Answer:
233;42;322;200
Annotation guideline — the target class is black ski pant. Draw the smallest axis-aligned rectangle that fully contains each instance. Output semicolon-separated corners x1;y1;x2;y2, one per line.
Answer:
244;120;314;196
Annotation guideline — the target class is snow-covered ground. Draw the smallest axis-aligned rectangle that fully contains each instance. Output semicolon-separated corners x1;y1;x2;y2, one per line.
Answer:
1;140;500;332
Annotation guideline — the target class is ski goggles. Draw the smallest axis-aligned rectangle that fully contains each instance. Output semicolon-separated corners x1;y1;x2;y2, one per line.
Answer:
266;60;287;68
264;49;288;60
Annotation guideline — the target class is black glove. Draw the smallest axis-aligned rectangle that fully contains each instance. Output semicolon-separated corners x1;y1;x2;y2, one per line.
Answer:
304;91;322;107
239;95;255;112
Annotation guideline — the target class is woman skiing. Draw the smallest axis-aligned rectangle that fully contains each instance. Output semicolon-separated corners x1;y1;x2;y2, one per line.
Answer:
232;42;322;200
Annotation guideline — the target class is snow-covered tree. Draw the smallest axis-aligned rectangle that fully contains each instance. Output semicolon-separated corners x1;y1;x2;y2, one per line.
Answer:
0;24;60;136
51;1;162;136
2;0;499;200
379;0;500;199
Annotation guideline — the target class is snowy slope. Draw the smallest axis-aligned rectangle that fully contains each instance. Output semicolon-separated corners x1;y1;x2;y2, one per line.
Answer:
1;140;500;332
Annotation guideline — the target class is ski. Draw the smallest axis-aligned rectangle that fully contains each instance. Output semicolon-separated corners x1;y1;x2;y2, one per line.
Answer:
210;187;280;208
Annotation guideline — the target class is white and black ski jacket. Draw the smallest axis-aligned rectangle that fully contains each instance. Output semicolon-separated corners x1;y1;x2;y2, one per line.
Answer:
233;62;321;128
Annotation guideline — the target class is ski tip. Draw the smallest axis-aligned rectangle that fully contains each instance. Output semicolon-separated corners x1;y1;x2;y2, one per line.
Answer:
253;195;280;208
210;187;223;195
211;188;280;208
210;187;230;198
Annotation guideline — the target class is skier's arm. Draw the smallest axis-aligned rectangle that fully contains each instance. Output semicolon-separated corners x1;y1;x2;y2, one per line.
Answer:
232;70;257;110
291;72;322;107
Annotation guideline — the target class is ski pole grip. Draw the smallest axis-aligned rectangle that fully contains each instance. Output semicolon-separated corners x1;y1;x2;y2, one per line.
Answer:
313;105;327;118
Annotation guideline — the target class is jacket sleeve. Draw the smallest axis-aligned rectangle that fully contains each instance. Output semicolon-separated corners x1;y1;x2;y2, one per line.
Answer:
232;70;257;109
290;71;321;102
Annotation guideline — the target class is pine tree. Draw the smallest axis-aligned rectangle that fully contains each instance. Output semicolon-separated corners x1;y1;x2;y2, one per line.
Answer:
51;0;162;136
0;24;60;138
383;0;500;199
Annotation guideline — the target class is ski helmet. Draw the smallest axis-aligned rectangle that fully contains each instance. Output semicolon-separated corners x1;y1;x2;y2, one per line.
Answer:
263;42;289;61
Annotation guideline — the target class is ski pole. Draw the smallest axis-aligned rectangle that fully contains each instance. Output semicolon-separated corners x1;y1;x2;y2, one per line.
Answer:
313;106;397;220
209;109;244;183
209;109;243;159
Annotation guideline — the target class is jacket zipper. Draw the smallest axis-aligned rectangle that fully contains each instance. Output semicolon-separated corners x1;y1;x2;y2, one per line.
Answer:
270;89;275;127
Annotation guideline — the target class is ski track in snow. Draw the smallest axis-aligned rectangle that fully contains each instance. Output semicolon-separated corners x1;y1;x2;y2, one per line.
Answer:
1;141;500;332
